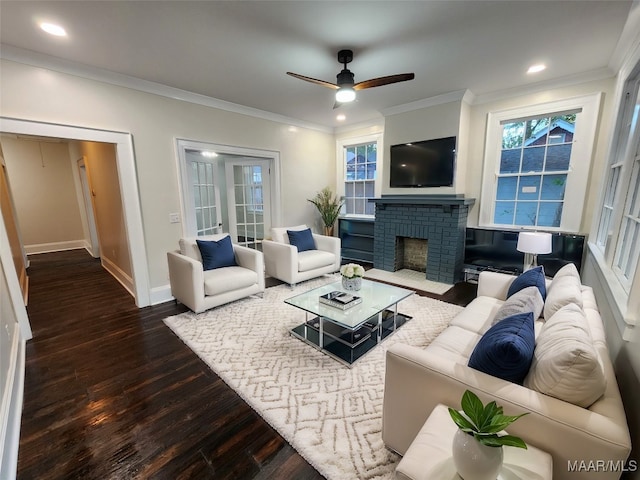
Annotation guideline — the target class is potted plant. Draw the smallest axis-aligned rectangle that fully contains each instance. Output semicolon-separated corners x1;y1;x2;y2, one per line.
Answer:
448;390;528;480
307;187;343;236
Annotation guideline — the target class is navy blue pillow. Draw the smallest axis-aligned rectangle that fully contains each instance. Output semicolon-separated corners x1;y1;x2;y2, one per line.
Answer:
507;266;546;300
287;228;316;252
468;311;535;384
196;236;237;270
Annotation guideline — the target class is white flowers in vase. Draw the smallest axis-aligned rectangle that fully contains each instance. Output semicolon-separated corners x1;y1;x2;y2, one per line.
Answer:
340;263;365;279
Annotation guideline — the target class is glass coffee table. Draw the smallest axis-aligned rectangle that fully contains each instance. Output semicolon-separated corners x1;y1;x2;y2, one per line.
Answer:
285;279;414;366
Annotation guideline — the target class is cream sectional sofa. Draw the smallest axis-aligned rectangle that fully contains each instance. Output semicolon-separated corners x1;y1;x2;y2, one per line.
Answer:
383;268;632;480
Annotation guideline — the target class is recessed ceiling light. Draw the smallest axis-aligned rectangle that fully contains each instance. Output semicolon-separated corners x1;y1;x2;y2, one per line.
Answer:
40;22;67;37
527;64;546;74
336;114;346;121
201;151;218;158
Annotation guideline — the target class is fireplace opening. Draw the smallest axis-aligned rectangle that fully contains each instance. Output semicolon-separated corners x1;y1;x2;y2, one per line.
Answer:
394;237;428;273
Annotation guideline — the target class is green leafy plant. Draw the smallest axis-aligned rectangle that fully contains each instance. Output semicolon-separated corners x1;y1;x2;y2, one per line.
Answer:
448;390;528;449
307;187;343;229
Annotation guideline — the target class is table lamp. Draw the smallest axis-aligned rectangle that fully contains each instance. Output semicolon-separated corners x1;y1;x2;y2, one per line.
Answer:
517;232;552;271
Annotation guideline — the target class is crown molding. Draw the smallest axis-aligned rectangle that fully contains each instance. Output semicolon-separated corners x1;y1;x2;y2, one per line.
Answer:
333;117;384;135
609;1;640;73
0;44;332;134
380;89;470;117
472;67;615;105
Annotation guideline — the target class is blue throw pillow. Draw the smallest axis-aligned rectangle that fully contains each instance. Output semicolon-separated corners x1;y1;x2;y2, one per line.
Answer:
287;228;316;252
196;236;237;270
507;266;546;300
468;311;535;384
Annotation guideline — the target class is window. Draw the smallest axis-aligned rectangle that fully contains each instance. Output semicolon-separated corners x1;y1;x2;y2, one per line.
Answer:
338;133;382;217
479;93;601;233
494;113;576;227
596;77;640;293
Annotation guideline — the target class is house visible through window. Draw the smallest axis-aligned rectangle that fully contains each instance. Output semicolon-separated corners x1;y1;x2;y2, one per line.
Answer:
479;93;600;233
494;113;576;227
344;142;377;216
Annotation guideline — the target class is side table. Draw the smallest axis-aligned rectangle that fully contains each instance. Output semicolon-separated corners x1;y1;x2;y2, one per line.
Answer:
395;403;553;480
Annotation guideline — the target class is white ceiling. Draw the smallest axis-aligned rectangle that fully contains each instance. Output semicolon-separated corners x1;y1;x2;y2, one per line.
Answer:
0;1;636;130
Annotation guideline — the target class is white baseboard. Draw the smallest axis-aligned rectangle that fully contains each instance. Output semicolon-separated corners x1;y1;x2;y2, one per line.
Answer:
101;256;134;297
150;284;174;306
24;240;86;255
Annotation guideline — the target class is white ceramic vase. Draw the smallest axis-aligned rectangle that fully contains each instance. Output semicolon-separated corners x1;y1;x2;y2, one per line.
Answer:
452;429;503;480
342;276;362;291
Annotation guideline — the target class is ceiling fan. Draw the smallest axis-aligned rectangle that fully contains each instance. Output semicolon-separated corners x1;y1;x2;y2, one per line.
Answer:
287;49;415;106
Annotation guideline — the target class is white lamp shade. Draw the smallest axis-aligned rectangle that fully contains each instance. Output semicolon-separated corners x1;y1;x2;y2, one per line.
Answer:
517;232;552;255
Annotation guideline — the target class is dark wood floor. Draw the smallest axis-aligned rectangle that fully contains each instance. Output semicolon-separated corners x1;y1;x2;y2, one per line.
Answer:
17;250;477;480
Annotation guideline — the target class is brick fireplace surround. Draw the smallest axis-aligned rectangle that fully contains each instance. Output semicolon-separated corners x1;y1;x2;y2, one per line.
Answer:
370;195;475;284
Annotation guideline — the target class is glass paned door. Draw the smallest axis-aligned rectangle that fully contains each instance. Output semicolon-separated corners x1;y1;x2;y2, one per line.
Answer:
225;159;271;249
187;153;223;236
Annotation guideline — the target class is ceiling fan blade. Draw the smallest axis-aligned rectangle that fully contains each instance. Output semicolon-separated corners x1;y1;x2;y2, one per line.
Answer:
354;73;415;90
286;72;338;90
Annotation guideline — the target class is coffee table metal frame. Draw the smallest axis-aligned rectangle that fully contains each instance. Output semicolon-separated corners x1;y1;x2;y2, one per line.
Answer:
285;278;414;366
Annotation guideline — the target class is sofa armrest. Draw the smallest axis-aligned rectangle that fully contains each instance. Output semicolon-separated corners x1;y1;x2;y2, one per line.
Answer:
383;344;631;480
167;250;205;312
313;234;341;269
476;271;516;300
233;245;265;290
262;239;297;283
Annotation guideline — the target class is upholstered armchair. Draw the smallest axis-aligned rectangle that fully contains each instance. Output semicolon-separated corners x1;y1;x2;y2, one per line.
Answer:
167;234;265;313
262;225;341;287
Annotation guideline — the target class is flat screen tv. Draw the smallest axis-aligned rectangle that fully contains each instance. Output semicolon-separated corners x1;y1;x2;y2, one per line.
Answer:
390;136;456;188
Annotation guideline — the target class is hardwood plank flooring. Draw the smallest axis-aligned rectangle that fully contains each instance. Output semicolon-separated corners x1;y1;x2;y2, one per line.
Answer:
17;250;476;479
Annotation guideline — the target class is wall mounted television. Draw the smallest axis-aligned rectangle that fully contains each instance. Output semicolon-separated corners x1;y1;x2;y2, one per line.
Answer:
389;136;456;188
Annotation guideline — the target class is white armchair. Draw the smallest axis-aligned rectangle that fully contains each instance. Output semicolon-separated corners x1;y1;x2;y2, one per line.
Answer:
262;225;341;287
167;234;265;313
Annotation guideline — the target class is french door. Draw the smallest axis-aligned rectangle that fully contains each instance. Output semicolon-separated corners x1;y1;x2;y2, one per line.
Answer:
225;159;271;249
176;139;280;246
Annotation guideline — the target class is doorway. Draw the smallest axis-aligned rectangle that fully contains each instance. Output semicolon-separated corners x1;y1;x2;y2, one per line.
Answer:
0;117;150;307
176;140;281;248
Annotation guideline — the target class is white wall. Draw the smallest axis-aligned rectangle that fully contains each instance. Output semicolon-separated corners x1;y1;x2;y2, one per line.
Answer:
0;59;335;293
383;100;463;196
0;137;85;253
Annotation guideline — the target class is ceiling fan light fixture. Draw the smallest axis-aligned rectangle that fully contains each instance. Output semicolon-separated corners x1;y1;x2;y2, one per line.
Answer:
335;87;356;103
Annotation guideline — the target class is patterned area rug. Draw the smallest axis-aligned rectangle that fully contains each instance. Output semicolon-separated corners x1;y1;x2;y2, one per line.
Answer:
163;275;463;479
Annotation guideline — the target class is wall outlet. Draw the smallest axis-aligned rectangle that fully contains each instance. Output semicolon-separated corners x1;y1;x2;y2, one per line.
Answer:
169;213;180;224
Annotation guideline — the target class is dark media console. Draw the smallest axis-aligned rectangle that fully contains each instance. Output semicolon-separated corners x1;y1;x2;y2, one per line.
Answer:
463;227;585;281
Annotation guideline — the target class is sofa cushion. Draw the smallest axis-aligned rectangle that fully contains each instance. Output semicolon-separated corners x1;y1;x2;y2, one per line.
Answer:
203;266;258;296
179;234;230;262
492;286;544;326
271;224;307;244
553;262;581;281
507;266;546;300
450;296;503;335
468;311;535;384
287;228;316;252
544;272;583;320
197;237;237;270
427;326;482;363
297;250;335;272
525;303;606;408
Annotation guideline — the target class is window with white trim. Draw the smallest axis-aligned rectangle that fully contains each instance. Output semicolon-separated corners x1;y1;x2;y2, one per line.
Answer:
337;133;382;217
479;93;601;233
596;76;640;293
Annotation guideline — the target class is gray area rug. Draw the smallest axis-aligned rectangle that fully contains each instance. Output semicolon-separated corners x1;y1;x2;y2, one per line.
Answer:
163;275;463;479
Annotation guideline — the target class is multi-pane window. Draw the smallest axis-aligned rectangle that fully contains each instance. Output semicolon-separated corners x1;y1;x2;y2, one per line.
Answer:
191;159;220;236
613;152;640;289
344;142;377;215
494;113;576;227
